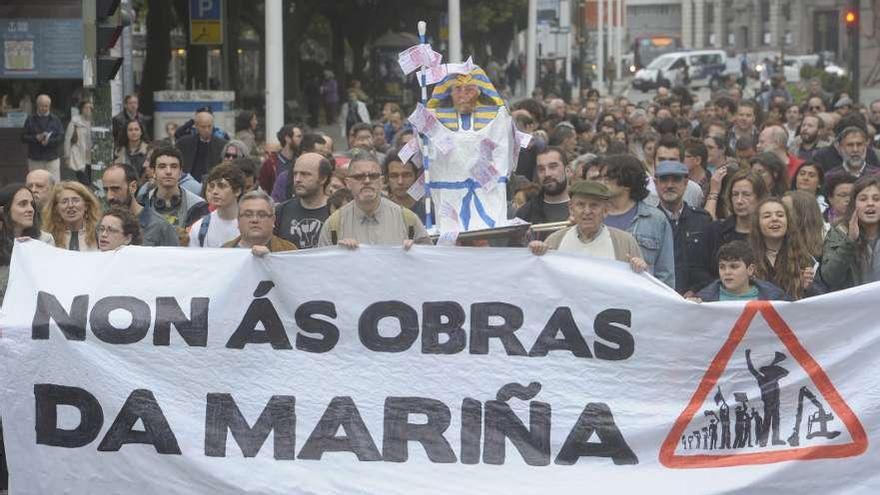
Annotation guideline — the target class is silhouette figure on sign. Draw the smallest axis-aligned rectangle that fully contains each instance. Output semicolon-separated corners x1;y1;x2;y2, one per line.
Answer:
682;435;687;450
746;349;790;446
732;393;750;448
692;430;702;449
702;427;709;450
751;408;764;446
708;418;718;450
715;387;731;449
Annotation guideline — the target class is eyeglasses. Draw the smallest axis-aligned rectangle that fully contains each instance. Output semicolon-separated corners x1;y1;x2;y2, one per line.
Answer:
96;225;122;235
223;153;238;159
59;197;83;206
810;106;823;111
240;211;273;220
348;172;382;182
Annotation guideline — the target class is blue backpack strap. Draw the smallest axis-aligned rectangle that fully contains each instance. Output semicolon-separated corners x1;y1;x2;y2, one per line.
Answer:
198;212;212;247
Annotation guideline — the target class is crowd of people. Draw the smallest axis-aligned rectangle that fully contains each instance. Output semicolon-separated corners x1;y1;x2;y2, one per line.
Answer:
3;69;880;489
7;75;880;302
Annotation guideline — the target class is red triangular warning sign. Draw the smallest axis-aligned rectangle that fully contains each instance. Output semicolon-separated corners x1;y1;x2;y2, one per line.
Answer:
659;301;868;468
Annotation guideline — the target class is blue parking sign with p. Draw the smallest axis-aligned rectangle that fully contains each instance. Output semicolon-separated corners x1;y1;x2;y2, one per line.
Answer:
191;0;221;20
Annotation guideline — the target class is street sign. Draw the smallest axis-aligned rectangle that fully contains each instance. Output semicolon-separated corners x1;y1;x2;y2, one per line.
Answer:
189;0;222;45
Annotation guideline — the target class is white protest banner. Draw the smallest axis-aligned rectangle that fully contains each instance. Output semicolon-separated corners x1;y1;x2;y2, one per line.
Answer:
1;241;879;494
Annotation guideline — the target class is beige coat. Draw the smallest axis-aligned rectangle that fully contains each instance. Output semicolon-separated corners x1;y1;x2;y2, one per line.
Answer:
63;115;92;171
545;225;642;263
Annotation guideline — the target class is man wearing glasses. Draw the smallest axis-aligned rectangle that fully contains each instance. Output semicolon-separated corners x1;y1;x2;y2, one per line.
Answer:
224;190;296;255
318;150;431;249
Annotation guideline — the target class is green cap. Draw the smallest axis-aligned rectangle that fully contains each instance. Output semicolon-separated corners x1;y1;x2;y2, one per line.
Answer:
569;180;611;200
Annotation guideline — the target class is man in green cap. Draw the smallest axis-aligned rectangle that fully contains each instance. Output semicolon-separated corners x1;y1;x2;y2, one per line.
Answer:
529;180;648;273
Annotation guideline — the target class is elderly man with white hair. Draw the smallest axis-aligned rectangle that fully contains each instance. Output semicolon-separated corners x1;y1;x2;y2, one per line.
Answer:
21;94;64;181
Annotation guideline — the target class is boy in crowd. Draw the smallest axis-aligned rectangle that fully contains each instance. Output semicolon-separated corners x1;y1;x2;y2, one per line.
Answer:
693;240;789;302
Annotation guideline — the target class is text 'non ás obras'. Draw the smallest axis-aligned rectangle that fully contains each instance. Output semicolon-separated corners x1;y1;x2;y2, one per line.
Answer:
31;281;635;360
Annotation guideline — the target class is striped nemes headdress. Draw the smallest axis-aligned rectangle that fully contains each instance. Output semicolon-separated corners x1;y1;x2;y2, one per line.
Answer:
427;64;505;110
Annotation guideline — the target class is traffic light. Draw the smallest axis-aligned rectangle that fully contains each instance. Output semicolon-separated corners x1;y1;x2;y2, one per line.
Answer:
844;9;858;32
82;0;132;86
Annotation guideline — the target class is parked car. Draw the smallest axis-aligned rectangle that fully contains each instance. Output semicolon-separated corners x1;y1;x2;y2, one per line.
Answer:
632;50;728;91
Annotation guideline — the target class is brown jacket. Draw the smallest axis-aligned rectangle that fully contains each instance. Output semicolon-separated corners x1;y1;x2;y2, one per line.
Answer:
544;225;642;262
222;235;298;252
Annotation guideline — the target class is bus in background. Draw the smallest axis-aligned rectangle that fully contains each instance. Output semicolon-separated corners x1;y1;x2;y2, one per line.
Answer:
631;34;682;72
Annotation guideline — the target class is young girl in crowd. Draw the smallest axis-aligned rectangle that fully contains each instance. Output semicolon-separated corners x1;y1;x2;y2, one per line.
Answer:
820;177;880;290
750;198;817;300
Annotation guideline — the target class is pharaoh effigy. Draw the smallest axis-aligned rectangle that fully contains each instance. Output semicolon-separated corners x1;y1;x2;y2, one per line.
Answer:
397;25;531;236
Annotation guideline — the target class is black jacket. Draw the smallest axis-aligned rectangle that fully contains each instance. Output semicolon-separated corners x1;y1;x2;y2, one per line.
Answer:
21;113;64;161
662;203;714;294
175;134;228;182
700;216;748;282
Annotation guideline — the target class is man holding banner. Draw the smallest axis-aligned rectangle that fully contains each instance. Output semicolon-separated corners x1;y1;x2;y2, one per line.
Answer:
528;180;646;274
318;149;431;248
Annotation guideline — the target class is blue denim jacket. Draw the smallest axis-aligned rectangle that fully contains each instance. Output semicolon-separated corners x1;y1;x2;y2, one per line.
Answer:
627;201;676;288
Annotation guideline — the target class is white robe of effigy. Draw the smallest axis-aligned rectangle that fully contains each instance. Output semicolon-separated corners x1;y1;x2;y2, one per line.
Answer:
426;106;517;233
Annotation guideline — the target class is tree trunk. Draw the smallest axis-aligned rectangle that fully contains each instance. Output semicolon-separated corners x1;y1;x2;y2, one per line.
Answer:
330;16;347;93
140;0;172;116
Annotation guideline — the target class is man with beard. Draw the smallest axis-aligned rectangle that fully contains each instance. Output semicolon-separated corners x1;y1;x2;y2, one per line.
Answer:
515;147;572;232
101;163;178;246
823;127;880;182
654;161;713;295
274;152;332;249
317;150;431;248
791;114;829;161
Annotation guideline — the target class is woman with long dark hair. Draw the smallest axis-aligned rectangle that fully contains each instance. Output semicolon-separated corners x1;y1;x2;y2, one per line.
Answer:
0;184;53;300
701;169;769;276
750;197;816;300
749;152;789;198
114;119;150;176
820;176;880;290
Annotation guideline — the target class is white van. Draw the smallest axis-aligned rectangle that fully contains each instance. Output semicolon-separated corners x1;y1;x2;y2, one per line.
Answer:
632;50;728;91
